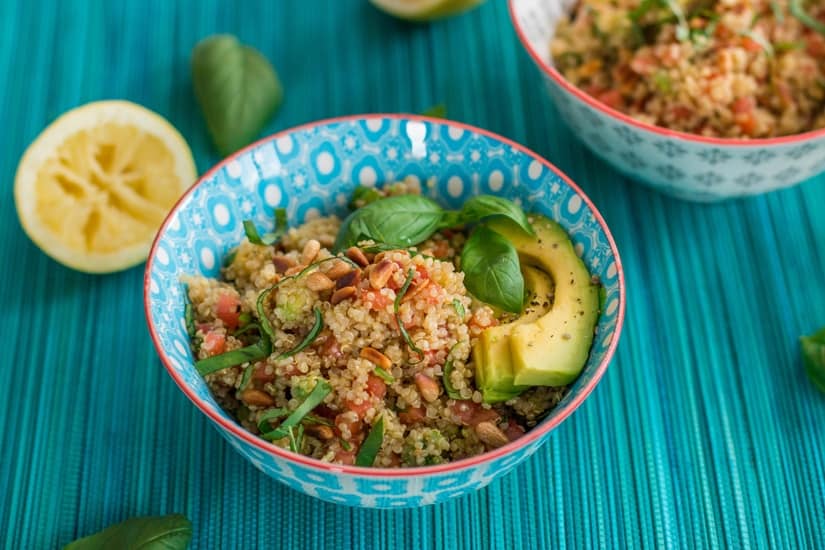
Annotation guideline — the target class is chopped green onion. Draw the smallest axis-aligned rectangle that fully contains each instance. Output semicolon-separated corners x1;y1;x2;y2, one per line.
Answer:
452;298;465;321
287;424;304;453
277;306;323;359
239;363;255;391
195;335;272;376
420;104;446;118
355;415;384;467
395;268;424;356
442;359;462;400
184;301;196;338
262;380;332;440
257;408;289;433
771;0;784;22
340;439;352;452
373;367;395;384
304;414;333;426
791;0;825;37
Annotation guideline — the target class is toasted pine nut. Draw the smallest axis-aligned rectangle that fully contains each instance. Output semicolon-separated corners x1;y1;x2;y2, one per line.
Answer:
402;279;430;303
331;286;357;305
240;388;275;407
301;239;321;265
346;247;369;267
272;256;297;274
360;346;392;370
305;271;335;291
475;421;509;449
415;373;440;402
306;424;334;440
336;268;361;290
284;265;303;276
325;261;352;280
369;259;396;289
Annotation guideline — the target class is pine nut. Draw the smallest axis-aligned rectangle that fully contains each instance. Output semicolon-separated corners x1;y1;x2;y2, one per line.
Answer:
306;424;334;440
240;388;275;407
475;421;509;449
272;256;296;274
415;373;440;402
331;286;357;305
305;271;335;291
346;247;369;267
301;239;321;265
360;347;392;370
325;261;352;280
335;268;361;290
369;259;396;289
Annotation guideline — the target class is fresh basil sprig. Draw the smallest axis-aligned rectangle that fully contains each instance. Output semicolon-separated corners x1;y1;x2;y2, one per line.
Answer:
64;514;192;550
460;226;524;314
244;208;287;246
457;195;534;236
192;34;284;155
801;327;825;394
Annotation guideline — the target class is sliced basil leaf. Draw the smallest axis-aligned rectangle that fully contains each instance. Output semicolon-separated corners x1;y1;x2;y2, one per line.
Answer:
355;415;385;466
262;380;332;441
373;367;395;384
801;328;825;394
195;335;271;376
335;195;445;251
257;408;289;433
239;363;255;391
394;268;424;355
243;208;288;246
192;34;284;155
451;298;465;320
277;306;323;359
456;195;534;236
442;359;462;400
461;226;524;314
791;0;825;37
63;514;192;550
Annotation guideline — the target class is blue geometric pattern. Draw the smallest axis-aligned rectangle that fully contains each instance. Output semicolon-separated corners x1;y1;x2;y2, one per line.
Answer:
146;116;624;508
512;0;825;201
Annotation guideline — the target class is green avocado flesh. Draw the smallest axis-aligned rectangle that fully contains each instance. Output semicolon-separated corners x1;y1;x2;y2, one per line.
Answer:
475;265;554;403
476;215;600;390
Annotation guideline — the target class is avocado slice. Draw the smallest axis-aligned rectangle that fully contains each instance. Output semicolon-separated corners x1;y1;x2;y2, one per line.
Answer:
486;215;599;387
475;265;554;402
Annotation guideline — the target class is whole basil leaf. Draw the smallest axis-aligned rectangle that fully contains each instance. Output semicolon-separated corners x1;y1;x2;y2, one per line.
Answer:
801;327;825;394
456;195;534;236
335;194;445;251
192;34;284;155
64;514;192;550
460;226;524;313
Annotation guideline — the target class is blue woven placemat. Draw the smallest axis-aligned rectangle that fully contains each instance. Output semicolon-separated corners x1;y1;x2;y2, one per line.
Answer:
2;1;824;548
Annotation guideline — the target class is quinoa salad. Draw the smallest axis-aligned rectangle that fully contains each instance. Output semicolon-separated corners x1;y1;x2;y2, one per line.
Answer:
184;184;600;467
551;0;825;138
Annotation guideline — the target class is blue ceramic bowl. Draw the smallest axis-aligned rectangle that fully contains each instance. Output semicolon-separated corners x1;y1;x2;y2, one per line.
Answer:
144;115;625;508
510;0;825;202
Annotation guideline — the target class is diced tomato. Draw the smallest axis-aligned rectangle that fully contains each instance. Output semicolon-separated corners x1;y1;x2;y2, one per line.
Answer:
776;82;794;108
807;34;825;57
344;399;372;419
595;89;623;110
732;96;756;114
320;332;343;361
366;375;387;399
736;114;757;136
334;449;357;465
430;240;450;259
202;332;226;356
630;52;657;76
414;265;430;282
252;362;275;382
335;413;364;438
669;105;693;122
741;36;763;53
504;422;526;442
215;293;241;329
449;401;501;427
398;406;426;425
363;289;391;310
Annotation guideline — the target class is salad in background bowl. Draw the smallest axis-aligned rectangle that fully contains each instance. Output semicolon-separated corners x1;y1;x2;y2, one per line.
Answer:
144;114;624;508
509;0;825;201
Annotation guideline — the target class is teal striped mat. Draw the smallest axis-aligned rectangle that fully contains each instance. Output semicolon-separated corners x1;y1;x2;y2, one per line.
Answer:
2;0;823;548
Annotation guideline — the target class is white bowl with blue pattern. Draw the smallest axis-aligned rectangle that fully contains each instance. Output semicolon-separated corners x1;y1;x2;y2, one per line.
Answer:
509;0;825;202
144;115;625;508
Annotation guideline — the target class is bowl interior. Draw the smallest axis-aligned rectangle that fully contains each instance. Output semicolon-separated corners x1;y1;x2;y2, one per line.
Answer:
146;115;623;468
510;0;576;68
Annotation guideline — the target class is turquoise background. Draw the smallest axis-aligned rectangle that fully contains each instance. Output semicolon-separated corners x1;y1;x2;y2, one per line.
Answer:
2;0;824;548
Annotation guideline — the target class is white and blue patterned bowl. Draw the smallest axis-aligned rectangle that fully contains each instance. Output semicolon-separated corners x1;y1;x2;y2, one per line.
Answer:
509;0;825;202
144;115;625;508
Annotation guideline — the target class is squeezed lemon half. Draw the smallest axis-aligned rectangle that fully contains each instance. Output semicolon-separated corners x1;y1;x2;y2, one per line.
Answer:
369;0;483;21
14;100;197;273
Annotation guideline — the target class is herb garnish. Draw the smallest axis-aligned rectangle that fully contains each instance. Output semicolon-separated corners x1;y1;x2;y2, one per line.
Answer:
279;306;324;359
355;415;385;466
460;226;524;314
239;363;255;391
801;328;825;394
790;0;825;37
257;408;289;433
243;207;288;246
373;366;395;383
261;380;332;441
395;268;424;356
442;359;462;400
195;335;272;376
452;298;465;320
64;514;192;550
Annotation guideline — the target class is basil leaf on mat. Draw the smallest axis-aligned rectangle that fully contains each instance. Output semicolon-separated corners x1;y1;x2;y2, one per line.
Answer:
456;195;534;236
801;327;825;394
460;226;524;314
192;34;284;155
63;514;192;550
335;194;445;250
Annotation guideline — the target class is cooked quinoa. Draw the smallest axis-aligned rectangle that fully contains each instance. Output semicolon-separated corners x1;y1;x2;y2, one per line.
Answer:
551;0;825;138
184;192;569;467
